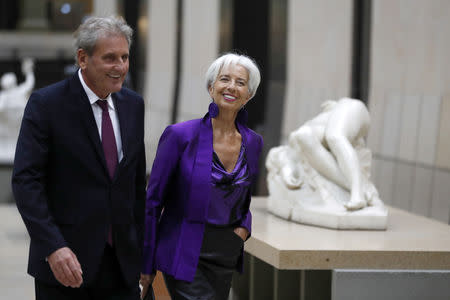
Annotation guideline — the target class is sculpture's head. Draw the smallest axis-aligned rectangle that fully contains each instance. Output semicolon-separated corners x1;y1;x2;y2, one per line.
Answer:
1;73;17;90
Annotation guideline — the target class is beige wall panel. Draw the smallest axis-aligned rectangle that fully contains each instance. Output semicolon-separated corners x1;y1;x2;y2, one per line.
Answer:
144;0;177;111
370;157;383;192
416;95;440;165
371;0;450;223
371;0;450;93
402;1;450;94
144;0;177;167
435;94;450;169
411;166;433;217
282;0;352;137
371;0;407;92
282;81;301;143
146;109;172;167
374;160;396;206
402;1;432;94
397;96;421;162
392;164;414;211
380;93;402;158
177;0;220;123
367;91;386;154
430;170;450;224
371;0;450;161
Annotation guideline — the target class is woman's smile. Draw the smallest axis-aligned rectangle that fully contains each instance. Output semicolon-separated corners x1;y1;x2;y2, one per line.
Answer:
223;93;237;102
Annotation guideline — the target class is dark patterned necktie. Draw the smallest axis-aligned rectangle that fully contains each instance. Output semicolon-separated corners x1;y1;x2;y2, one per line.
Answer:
97;99;117;246
97;100;118;179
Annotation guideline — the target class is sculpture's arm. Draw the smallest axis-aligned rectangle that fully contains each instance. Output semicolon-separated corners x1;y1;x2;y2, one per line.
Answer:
280;165;302;189
266;146;302;189
19;58;35;94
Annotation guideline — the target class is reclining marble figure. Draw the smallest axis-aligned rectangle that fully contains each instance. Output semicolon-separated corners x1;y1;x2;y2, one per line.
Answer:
266;98;388;230
0;58;34;163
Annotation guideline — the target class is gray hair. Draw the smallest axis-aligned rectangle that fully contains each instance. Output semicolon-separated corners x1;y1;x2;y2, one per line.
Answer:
205;53;261;100
73;16;133;65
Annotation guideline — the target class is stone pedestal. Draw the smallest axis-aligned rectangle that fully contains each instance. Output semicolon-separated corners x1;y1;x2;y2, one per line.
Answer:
231;196;450;299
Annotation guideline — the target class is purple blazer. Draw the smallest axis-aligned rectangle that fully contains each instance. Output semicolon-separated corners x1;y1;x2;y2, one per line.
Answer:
142;111;263;282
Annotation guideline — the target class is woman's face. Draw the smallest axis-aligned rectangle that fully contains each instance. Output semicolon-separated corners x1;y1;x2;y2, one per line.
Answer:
209;64;251;113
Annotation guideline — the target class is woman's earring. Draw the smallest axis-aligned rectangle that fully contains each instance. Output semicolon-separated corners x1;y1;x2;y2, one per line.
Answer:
208;102;219;118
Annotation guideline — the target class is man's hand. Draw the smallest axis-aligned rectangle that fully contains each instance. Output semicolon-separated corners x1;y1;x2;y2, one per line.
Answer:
140;273;155;299
47;247;83;288
233;227;249;241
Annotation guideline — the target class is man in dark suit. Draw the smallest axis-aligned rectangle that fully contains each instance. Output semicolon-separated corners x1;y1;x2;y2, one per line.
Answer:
12;16;146;300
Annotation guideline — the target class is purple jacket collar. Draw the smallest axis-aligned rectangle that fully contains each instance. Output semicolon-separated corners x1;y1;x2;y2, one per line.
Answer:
187;112;259;222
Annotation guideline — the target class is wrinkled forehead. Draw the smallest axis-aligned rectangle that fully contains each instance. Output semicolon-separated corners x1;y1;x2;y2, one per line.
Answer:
91;32;130;51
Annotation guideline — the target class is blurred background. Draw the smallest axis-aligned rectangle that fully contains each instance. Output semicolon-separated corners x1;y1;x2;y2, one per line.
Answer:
0;0;449;298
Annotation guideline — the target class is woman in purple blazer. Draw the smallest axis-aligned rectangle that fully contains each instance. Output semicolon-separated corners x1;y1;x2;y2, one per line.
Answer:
140;53;263;300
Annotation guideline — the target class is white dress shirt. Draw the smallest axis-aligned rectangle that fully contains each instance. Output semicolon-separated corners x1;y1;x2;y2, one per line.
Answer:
78;69;123;162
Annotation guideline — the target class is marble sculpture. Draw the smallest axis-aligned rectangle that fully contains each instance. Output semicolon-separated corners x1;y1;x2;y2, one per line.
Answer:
266;98;388;230
0;58;34;163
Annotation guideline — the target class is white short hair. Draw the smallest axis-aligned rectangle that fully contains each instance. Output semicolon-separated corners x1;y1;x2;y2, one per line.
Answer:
205;53;261;99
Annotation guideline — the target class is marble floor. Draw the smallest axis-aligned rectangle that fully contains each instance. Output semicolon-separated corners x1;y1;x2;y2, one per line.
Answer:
0;204;34;299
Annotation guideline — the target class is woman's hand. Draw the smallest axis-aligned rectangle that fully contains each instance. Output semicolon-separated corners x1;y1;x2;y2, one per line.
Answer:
233;227;249;241
140;273;156;299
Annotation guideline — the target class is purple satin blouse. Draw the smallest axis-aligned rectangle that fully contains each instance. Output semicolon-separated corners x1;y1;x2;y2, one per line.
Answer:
207;145;250;225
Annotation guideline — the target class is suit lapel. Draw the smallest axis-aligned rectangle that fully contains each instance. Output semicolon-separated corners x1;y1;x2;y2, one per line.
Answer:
237;122;258;178
68;74;108;177
187;114;213;222
112;93;129;169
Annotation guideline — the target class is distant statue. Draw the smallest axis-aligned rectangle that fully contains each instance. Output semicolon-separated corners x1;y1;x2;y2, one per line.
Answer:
266;98;388;230
0;58;35;163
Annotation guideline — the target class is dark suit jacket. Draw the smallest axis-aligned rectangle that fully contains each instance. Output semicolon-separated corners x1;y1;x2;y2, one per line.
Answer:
12;73;146;287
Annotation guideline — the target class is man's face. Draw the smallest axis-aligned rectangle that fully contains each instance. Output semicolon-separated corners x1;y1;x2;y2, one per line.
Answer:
78;35;129;99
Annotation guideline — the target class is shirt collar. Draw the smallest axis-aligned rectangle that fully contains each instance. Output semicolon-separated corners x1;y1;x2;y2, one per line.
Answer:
78;69;115;110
